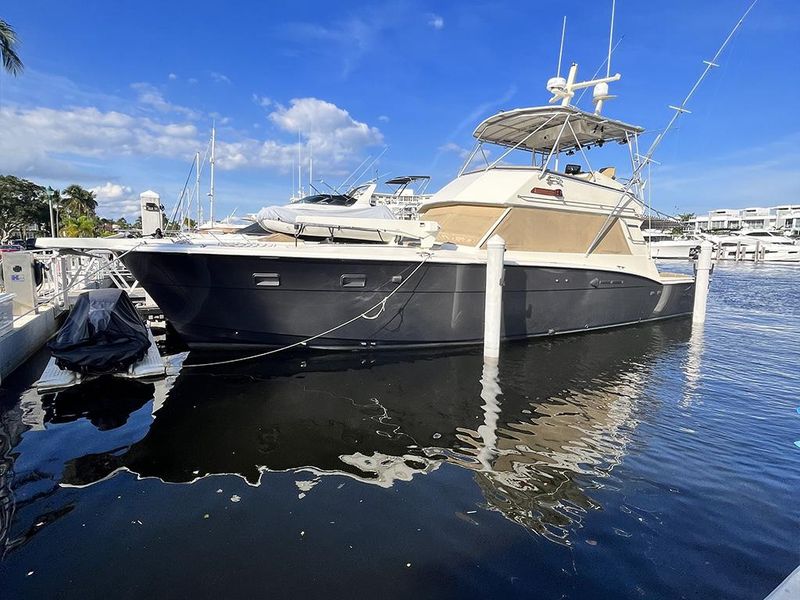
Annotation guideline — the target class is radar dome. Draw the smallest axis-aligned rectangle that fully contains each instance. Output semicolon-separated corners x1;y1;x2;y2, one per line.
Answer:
593;82;610;99
547;76;567;93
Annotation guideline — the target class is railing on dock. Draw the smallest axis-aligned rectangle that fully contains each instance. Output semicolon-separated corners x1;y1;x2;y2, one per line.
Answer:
0;249;152;328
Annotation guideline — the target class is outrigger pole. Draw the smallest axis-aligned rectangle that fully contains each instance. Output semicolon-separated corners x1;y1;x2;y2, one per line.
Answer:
585;0;759;256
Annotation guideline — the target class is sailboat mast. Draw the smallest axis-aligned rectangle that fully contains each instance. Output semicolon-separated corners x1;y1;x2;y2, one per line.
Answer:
195;152;201;228
297;133;302;197
309;142;313;192
209;123;216;225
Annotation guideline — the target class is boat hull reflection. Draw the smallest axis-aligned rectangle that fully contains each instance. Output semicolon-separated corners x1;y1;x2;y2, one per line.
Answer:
60;321;692;543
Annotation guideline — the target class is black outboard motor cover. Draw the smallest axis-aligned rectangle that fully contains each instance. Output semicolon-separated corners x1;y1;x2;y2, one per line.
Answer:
49;289;151;374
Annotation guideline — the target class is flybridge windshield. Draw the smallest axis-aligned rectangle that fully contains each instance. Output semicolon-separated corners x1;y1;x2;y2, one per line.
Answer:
298;194;358;207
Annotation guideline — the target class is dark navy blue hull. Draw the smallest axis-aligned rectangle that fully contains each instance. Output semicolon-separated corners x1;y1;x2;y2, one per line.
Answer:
122;253;694;349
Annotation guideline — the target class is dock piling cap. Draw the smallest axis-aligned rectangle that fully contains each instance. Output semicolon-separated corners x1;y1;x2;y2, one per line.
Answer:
487;235;506;249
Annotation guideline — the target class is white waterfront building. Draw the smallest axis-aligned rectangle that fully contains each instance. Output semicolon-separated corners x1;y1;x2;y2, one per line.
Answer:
688;205;800;235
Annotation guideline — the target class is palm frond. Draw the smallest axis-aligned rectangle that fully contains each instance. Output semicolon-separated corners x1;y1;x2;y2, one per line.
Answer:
0;19;24;76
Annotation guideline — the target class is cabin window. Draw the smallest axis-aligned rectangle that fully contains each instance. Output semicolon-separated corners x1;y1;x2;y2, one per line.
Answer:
419;205;505;245
484;207;632;254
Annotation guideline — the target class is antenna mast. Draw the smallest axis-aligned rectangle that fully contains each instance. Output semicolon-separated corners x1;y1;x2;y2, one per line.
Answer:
556;16;567;78
593;0;617;114
546;5;620;114
606;0;615;78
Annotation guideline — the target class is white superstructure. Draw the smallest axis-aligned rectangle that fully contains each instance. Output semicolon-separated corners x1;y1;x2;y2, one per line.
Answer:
689;205;800;235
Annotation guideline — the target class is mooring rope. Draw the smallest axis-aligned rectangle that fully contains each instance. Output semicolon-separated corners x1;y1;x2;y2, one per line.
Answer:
181;251;433;369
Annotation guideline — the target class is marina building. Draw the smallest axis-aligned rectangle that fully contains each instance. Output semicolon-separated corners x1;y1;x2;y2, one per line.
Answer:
688;205;800;234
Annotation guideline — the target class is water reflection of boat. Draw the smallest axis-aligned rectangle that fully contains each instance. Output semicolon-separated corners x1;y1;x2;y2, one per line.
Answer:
53;321;690;543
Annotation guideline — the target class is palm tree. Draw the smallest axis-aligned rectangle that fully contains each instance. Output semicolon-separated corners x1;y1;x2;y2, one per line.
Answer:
61;215;97;238
62;184;98;217
0;19;23;76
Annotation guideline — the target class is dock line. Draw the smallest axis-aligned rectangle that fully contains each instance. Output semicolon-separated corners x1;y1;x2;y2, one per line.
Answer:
181;252;433;369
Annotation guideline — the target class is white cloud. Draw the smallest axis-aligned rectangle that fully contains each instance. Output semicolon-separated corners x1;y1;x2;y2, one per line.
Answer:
210;71;231;84
252;94;272;108
168;73;178;81
260;98;383;171
216;99;383;174
280;7;403;78
427;14;444;30
187;77;198;85
438;142;470;159
378;115;390;122
89;182;140;219
131;82;201;119
0;105;201;176
0;97;383;181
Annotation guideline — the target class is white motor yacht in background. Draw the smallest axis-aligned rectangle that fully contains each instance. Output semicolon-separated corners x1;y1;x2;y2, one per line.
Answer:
255;182;398;242
371;176;433;219
710;230;800;262
734;229;797;245
40;53;700;349
642;230;702;259
255;176;433;241
196;216;249;235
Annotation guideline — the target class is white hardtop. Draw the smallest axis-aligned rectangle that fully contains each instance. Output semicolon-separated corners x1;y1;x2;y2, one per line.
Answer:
473;105;643;154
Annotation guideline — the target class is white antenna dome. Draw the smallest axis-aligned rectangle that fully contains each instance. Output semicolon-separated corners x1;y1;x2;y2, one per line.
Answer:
593;82;609;99
547;76;567;94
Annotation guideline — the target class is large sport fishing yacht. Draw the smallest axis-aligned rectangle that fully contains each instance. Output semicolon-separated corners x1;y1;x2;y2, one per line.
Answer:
38;53;697;349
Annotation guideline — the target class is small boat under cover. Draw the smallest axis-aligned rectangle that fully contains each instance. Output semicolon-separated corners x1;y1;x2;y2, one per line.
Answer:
48;289;152;374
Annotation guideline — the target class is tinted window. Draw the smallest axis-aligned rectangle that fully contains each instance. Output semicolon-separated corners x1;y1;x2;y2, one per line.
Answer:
298;194;357;207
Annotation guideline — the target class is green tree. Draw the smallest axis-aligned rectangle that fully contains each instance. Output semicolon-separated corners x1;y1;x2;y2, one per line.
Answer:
0;174;49;241
62;184;98;217
61;214;98;237
0;19;23;76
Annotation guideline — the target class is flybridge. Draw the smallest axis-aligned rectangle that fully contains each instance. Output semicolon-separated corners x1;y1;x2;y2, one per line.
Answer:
459;3;634;177
473;106;643;154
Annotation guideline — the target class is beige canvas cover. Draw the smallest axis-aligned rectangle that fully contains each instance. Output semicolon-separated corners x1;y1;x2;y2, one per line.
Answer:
419;205;505;246
485;207;631;254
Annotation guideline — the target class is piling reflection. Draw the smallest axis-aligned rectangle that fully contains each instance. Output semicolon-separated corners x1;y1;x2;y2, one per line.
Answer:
35;320;691;544
682;323;705;407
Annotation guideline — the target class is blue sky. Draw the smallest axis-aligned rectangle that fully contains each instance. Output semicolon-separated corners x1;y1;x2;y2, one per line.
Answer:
1;0;798;219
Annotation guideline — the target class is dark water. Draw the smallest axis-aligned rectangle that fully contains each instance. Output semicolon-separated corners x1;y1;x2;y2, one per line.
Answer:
1;262;798;599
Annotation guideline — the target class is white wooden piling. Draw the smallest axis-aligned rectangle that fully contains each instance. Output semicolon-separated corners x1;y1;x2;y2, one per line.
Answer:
692;241;713;324
483;235;505;361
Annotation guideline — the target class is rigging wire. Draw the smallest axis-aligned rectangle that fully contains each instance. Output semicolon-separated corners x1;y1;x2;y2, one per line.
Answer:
584;0;760;256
